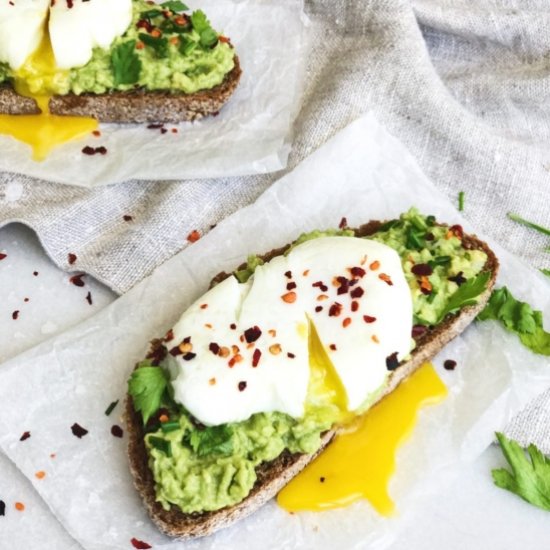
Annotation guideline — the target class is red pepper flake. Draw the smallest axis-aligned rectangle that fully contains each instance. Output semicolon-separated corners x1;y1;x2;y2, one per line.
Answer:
20;431;31;442
130;538;152;550
284;270;292;279
269;343;282;355
50;453;56;459
12;310;19;320
230;323;237;330
411;263;433;276
378;273;393;286
312;281;328;292
171;128;178;134
350;286;364;299
412;325;428;338
244;326;262;343
351;301;359;312
182;352;196;361
82;146;107;156
338;217;348;229
71;423;88;439
123;215;133;222
444;359;457;371
209;377;216;386
0;253;7;260
342;317;352;328
186;230;201;243
228;356;237;368
147;123;163;130
0;500;5;516
386;352;400;371
69;274;85;287
238;381;247;392
268;329;277;337
231;345;240;355
67;253;77;265
35;471;46;480
164;329;174;342
111;425;124;438
24;297;29;303
92;130;101;137
369;261;380;271
33;271;39;276
419;276;432;295
85;291;93;305
371;334;380;343
450;224;463;239
328;302;343;317
315;305;323;313
252;348;262;367
15;502;25;512
219;346;230;358
200;303;208;309
363;315;377;323
287;352;295;359
302;269;310;276
209;342;220;355
329;344;337;351
336;276;350;295
350;266;366;278
286;281;297;291
281;291;297;303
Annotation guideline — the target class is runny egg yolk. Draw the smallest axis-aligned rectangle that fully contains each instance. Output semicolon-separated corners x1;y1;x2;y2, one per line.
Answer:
0;28;97;161
277;362;447;515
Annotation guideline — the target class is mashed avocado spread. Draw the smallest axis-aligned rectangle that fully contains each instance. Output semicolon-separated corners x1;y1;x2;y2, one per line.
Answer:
130;208;488;514
1;0;235;95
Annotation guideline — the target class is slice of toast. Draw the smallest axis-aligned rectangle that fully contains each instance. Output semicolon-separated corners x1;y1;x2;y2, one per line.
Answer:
125;220;499;539
0;56;241;123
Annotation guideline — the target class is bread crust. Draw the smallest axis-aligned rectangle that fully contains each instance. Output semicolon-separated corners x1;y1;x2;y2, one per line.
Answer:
0;56;241;123
125;220;499;539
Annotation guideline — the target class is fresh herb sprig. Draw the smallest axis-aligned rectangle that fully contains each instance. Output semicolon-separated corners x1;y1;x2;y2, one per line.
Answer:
111;40;142;86
128;364;169;424
493;432;550;511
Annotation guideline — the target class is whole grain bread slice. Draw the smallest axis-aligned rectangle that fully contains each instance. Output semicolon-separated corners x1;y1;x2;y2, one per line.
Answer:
125;220;499;539
0;56;241;123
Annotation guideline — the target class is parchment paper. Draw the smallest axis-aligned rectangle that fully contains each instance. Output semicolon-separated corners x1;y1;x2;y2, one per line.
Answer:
0;0;307;187
0;114;549;550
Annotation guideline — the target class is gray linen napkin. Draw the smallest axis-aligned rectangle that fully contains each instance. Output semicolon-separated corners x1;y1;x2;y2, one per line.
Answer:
0;0;549;447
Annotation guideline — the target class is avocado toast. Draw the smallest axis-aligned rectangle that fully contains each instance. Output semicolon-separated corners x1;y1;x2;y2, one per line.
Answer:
125;209;499;538
0;0;241;123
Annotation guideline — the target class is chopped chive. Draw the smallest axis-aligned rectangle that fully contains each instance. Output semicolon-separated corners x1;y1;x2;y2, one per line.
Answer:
104;400;119;417
458;191;465;212
428;255;451;268
149;436;172;457
541;268;550;278
508;213;550;237
160;421;181;433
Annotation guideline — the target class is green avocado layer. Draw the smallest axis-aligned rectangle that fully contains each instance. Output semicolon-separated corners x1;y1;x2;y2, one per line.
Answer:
132;208;488;514
0;0;235;95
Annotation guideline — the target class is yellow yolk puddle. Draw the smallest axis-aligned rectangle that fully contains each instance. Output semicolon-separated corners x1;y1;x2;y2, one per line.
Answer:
277;362;447;515
0;29;97;161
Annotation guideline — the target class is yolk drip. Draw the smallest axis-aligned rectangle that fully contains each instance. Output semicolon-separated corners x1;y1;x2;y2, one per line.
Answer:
0;29;97;161
277;362;447;515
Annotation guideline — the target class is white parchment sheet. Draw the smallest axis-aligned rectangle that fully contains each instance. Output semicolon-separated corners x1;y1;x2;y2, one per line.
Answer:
0;114;549;550
0;0;307;187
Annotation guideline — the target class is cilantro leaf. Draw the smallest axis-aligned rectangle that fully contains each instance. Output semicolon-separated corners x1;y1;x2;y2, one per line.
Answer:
189;425;234;457
138;33;169;58
161;0;189;12
128;365;168;424
478;286;550;356
191;10;219;48
492;432;550;511
436;271;491;323
111;40;142;86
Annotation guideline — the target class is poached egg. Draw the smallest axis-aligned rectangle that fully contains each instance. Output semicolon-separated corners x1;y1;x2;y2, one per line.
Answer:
166;237;413;426
0;0;132;160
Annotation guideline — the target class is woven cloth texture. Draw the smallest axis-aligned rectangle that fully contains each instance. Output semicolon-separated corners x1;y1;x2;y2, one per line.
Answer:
0;0;549;447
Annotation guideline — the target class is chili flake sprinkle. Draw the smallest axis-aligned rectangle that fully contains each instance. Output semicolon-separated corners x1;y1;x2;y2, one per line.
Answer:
130;538;152;550
71;423;89;439
444;359;457;371
281;291;297;303
85;291;93;305
20;431;31;441
0;500;5;516
111;425;124;438
35;471;46;480
350;266;366;278
338;217;348;229
342;317;352;328
0;253;6;260
244;326;262;343
252;348;262;367
363;315;377;323
15;502;24;512
328;303;343;317
186;230;201;243
385;352;400;371
287;352;296;359
123;215;133;222
238;381;247;392
12;310;19;320
67;253;77;265
378;273;393;286
209;342;220;355
69;274;86;287
350;286;364;299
